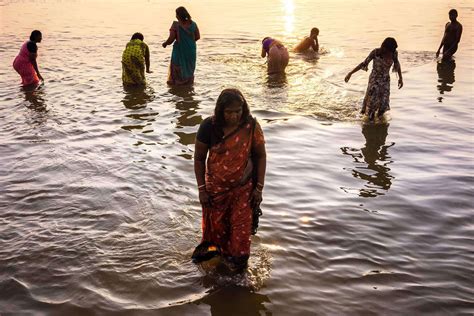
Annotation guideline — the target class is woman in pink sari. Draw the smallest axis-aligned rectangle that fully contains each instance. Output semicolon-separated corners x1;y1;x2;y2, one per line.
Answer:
261;37;289;74
13;30;44;86
194;89;267;271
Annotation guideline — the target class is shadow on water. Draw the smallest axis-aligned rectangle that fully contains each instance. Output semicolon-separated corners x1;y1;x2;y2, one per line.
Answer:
194;285;271;316
436;58;456;102
341;123;395;197
121;84;155;110
169;85;202;146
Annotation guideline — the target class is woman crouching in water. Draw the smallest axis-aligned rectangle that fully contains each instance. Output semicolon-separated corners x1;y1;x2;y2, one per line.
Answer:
261;37;289;74
194;89;267;271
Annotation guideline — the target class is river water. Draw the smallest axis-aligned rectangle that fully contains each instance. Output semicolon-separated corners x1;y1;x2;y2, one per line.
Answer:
1;0;473;315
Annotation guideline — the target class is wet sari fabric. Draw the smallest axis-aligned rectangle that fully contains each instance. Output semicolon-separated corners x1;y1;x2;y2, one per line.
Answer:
122;39;148;85
13;41;39;86
168;21;198;85
201;117;265;260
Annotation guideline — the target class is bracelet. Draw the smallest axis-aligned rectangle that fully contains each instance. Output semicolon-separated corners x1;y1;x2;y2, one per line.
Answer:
256;182;264;188
198;184;206;189
255;187;263;193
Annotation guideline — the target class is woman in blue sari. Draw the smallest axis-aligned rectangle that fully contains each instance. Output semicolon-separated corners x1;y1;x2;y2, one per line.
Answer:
162;7;200;85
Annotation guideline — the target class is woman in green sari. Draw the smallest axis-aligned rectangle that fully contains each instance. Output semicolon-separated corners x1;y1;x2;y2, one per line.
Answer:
162;7;200;85
122;32;151;86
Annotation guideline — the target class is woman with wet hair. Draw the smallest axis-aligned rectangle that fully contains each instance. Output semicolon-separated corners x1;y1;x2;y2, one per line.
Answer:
13;30;44;86
345;37;403;121
162;6;200;85
194;88;266;271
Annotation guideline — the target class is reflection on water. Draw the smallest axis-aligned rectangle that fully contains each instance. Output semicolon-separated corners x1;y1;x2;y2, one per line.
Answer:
121;85;156;133
436;58;456;102
341;123;395;197
169;85;202;146
22;85;46;111
121;84;155;110
195;286;270;316
266;72;288;88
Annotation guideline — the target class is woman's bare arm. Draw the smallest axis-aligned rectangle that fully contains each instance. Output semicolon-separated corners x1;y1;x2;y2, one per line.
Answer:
194;140;211;207
162;29;177;48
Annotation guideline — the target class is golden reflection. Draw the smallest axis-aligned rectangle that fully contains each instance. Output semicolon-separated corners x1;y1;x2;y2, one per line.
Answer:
300;216;311;224
282;0;295;35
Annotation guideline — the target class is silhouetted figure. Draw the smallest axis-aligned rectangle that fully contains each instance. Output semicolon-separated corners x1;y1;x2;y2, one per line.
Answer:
261;37;289;74
345;37;403;121
13;30;44;86
436;9;462;60
294;27;319;53
436;58;456;99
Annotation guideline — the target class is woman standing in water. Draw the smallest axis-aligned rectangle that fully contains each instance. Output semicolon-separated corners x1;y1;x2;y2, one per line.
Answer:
162;6;200;85
13;30;44;86
345;37;403;121
194;89;266;271
261;37;289;74
122;32;152;86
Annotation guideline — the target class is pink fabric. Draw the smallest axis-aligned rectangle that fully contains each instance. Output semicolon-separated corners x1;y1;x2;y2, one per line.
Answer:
267;45;289;74
13;41;39;86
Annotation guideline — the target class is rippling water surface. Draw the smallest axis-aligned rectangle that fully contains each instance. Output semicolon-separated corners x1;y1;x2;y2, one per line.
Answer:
1;0;473;315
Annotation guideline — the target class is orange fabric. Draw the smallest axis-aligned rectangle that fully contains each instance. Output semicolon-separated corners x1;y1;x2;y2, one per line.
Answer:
202;118;265;258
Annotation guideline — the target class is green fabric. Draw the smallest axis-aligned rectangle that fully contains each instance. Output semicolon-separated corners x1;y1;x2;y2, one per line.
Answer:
171;21;197;81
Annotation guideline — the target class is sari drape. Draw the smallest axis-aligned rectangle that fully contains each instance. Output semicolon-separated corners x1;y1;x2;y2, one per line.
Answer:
201;118;265;260
168;21;197;85
122;39;148;85
13;41;39;86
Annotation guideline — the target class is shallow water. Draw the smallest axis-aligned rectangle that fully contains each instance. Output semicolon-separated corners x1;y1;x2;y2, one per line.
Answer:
1;0;473;315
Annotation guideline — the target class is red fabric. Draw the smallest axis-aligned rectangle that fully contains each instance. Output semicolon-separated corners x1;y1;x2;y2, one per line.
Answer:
13;41;39;86
201;119;265;258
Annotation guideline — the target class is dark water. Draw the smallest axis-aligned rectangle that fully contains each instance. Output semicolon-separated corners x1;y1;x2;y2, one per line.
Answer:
1;0;473;315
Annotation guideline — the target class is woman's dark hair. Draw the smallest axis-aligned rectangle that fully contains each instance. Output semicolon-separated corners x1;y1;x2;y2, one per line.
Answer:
30;30;42;41
131;32;144;41
176;6;191;21
381;37;398;53
214;89;250;132
262;37;270;43
449;9;458;16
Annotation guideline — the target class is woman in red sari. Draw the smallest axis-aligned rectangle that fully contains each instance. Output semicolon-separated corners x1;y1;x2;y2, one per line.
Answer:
194;89;266;270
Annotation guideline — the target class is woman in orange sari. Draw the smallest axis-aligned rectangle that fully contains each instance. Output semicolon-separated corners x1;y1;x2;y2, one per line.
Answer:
194;89;266;270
